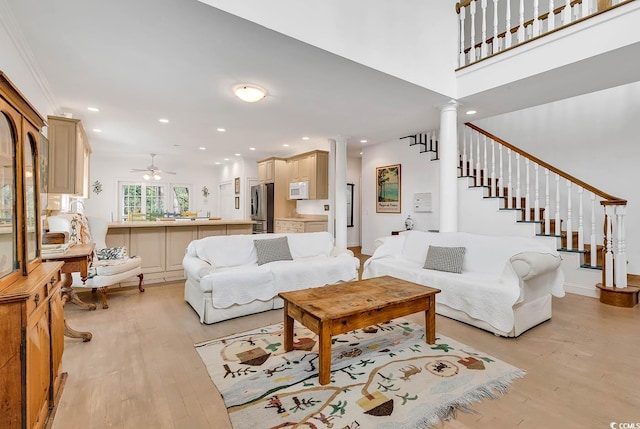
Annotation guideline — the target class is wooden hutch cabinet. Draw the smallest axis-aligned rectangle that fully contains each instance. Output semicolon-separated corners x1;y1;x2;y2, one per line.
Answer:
0;72;65;429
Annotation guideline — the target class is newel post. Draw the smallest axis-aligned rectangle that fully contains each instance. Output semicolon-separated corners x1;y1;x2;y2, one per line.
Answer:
614;204;627;288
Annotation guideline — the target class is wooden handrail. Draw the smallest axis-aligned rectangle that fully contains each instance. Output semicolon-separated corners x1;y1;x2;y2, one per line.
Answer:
465;123;626;204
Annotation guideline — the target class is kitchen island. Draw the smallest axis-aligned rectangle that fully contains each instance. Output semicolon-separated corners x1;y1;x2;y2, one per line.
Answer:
106;219;254;285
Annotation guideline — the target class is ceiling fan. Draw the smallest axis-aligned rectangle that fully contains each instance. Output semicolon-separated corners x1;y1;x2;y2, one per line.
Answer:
130;153;176;180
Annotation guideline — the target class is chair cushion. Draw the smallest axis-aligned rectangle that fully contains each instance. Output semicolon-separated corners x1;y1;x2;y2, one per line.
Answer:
96;246;128;260
93;256;142;276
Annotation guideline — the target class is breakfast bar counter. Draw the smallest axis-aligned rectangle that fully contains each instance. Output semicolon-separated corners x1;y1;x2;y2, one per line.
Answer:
105;219;254;285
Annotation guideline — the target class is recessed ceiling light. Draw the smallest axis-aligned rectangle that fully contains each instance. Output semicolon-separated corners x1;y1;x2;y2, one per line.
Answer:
235;153;241;156
302;136;309;140
233;84;266;103
466;110;477;115
199;147;206;150
217;128;226;132
214;162;221;165
360;140;368;143
249;147;256;151
283;144;289;147
360;152;363;155
159;118;169;123
224;158;230;161
92;129;102;133
87;107;99;112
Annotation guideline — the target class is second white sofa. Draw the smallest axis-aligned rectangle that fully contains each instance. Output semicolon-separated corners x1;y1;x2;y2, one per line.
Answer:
183;232;359;324
363;230;565;337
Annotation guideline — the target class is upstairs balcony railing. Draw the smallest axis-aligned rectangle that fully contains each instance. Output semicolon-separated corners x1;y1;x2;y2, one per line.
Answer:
456;0;634;67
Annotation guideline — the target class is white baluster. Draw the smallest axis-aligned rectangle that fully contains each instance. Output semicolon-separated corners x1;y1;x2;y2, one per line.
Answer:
481;0;488;58
533;0;541;36
507;149;513;208
505;0;512;48
470;1;477;62
490;139;496;195
499;145;504;198
483;135;488;187
581;0;589;18
525;159;531;221
534;163;540;222
554;174;560;236
578;187;584;252
548;0;555;31
590;193;597;267
493;0;499;53
518;0;525;43
563;0;572;24
566;180;573;250
459;5;467;66
461;128;468;176
544;169;550;234
615;205;627;287
604;205;614;287
468;129;474;177
476;132;481;186
515;153;521;209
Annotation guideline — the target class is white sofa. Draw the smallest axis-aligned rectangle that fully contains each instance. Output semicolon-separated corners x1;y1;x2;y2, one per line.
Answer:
182;232;360;324
363;230;565;337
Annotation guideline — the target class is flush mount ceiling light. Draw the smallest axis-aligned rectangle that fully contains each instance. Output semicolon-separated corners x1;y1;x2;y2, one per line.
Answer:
87;106;100;112
466;110;477;115
233;84;266;103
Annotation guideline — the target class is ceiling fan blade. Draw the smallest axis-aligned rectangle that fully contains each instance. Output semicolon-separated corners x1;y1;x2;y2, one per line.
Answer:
130;168;150;172
156;169;176;175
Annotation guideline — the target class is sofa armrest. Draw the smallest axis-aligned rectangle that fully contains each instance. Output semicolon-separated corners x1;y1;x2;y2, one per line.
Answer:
510;252;562;281
330;247;354;258
182;255;213;280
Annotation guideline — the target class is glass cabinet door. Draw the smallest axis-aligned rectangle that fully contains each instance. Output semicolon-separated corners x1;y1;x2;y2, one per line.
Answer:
0;112;17;280
24;133;39;265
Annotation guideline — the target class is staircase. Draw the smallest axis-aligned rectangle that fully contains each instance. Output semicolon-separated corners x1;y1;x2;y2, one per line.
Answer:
400;123;635;303
457;123;635;303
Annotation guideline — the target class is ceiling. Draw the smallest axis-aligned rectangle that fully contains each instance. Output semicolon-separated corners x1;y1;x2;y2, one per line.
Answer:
5;0;452;166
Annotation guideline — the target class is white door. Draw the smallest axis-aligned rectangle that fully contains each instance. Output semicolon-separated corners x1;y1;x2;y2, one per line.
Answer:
219;182;234;219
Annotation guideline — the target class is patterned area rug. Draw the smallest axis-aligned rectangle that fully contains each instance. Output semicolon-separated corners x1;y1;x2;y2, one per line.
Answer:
195;318;525;429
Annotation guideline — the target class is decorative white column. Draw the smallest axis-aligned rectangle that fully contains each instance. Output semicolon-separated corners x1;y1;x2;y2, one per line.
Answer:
334;136;348;249
439;100;459;233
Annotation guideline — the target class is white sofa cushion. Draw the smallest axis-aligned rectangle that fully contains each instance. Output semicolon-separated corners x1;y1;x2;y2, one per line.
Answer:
193;234;258;268
93;256;142;276
268;256;358;294
285;231;334;259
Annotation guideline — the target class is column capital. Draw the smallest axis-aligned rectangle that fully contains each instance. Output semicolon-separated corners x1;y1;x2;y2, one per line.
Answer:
439;99;460;113
331;135;350;144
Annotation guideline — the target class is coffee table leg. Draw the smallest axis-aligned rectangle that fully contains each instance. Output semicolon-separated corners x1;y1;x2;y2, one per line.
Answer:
425;296;436;344
283;302;294;352
318;323;331;385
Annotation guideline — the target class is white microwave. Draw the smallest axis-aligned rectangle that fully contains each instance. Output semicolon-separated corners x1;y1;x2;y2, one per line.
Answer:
289;181;310;199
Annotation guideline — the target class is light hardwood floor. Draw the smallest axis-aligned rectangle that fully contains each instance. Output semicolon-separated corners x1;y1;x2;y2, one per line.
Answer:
54;279;640;429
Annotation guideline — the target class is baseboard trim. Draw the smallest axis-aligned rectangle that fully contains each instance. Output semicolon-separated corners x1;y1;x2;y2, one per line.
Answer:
564;283;599;298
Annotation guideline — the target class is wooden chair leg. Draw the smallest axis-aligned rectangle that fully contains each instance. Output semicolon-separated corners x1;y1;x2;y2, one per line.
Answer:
138;273;144;292
98;287;109;309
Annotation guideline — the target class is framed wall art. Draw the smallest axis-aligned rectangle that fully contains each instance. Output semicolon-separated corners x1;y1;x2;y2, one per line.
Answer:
235;196;240;210
376;164;401;213
234;177;240;195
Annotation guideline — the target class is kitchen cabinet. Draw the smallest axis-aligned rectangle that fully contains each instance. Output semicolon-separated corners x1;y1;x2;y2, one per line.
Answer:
47;115;91;197
258;157;281;184
274;218;328;233
287;150;328;199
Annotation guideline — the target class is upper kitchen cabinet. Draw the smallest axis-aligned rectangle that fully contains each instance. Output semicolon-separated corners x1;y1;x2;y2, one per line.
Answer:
258;157;286;184
287;150;328;200
47;115;91;197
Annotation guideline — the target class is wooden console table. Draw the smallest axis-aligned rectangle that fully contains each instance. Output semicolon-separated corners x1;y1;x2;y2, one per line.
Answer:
42;243;96;342
279;276;440;385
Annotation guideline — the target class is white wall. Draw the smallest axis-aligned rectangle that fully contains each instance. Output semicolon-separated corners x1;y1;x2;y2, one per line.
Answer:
216;158;258;220
475;81;640;273
347;156;361;247
85;153;219;221
361;139;440;255
199;0;459;98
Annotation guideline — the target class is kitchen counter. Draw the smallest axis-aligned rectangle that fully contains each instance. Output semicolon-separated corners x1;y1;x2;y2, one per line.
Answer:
108;219;255;228
274;215;328;222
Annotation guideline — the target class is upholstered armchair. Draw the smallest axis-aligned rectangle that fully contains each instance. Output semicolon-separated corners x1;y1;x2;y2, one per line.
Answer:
46;214;144;309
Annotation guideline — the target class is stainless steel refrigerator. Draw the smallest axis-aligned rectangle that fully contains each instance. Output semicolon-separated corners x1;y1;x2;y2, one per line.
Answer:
250;183;274;233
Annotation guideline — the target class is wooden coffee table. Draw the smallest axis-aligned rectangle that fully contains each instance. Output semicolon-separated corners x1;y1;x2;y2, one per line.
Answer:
278;275;440;385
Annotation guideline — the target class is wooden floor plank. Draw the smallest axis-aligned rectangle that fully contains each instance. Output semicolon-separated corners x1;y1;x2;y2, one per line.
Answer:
52;274;640;429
